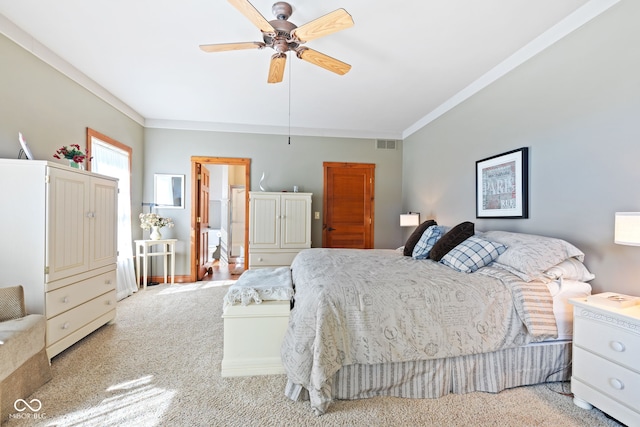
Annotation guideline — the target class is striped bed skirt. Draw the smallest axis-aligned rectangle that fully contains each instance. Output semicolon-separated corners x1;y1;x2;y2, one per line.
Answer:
285;340;571;403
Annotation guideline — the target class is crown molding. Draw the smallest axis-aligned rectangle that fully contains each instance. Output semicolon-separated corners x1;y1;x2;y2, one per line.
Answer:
0;13;145;126
402;0;620;139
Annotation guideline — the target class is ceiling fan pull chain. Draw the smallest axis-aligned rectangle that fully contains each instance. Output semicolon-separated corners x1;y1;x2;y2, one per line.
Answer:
288;55;292;145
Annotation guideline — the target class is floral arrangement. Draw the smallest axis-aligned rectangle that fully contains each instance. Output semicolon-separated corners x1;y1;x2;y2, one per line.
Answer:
139;213;174;230
53;144;90;163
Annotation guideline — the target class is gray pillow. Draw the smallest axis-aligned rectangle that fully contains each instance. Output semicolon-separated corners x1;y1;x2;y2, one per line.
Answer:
482;230;585;282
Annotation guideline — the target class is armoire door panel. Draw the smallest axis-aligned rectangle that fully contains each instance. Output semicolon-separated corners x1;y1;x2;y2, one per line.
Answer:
46;168;91;282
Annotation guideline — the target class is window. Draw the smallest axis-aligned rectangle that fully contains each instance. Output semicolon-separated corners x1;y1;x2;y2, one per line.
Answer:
87;128;138;299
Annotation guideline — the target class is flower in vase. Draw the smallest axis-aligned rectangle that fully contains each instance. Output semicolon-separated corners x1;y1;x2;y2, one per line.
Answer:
53;144;91;163
139;213;174;230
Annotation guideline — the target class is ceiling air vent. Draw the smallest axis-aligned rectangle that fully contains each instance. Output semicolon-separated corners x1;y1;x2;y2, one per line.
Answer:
376;139;397;150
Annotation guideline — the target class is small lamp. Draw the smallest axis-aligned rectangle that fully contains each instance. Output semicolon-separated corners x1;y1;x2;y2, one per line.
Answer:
615;212;640;246
400;212;420;227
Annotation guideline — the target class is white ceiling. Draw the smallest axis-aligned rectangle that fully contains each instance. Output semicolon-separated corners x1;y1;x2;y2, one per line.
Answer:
0;0;616;139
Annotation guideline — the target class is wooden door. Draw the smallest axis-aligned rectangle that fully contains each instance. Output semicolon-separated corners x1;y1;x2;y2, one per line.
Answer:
196;164;210;280
323;162;375;248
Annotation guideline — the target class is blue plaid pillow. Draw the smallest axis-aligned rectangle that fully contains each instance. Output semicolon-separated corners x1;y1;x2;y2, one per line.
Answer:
412;226;446;259
439;236;507;273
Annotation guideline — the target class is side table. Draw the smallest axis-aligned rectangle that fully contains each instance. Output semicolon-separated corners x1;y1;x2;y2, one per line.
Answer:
569;296;640;426
134;239;177;289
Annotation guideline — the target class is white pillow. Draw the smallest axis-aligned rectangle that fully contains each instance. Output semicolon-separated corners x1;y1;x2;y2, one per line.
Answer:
482;231;585;282
543;257;595;282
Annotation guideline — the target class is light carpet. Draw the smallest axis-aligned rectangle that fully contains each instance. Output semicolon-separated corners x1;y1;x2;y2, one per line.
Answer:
3;281;623;427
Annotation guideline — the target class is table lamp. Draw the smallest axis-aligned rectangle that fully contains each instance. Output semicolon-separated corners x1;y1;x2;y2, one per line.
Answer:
400;212;420;227
614;212;640;246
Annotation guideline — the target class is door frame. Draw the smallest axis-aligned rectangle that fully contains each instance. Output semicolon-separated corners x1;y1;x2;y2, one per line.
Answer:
189;156;250;282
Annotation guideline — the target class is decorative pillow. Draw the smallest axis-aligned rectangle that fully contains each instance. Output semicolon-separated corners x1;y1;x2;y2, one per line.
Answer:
412;225;446;259
429;221;475;261
403;219;437;256
440;236;507;273
482;230;585;282
543;257;595;282
0;285;27;322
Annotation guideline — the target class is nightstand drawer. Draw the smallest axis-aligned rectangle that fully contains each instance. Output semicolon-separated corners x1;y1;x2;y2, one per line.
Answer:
574;316;639;372
573;347;640;410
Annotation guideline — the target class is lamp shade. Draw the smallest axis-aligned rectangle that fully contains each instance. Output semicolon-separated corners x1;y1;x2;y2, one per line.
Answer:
614;212;640;246
400;213;420;227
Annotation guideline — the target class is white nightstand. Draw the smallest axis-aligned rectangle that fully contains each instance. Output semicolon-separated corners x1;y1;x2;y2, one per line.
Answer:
569;297;640;426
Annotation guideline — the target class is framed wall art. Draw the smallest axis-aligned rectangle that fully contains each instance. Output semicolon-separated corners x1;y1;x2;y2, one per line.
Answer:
476;147;528;219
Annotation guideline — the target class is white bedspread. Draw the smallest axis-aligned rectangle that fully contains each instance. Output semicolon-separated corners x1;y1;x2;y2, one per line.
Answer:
223;267;293;307
282;248;558;415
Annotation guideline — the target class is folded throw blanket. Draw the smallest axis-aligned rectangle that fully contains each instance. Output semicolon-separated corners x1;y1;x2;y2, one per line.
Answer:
224;267;293;307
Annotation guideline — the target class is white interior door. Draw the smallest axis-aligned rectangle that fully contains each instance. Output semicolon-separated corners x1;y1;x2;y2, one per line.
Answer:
230;185;245;258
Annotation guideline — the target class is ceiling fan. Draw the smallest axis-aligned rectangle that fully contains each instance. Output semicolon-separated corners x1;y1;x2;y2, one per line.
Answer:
200;0;354;83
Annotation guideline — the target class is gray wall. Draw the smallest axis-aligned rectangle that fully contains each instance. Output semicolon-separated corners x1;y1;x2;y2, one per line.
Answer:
403;1;640;295
144;128;404;275
5;2;638;292
0;28;403;280
0;34;145;242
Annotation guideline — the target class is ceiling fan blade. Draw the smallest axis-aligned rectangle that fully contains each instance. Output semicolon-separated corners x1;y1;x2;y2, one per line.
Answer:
228;0;276;35
199;42;266;53
268;53;287;84
296;48;351;76
291;9;354;43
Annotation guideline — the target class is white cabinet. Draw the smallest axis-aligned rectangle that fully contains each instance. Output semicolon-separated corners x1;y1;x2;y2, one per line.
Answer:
249;192;311;268
569;297;640;427
0;160;117;359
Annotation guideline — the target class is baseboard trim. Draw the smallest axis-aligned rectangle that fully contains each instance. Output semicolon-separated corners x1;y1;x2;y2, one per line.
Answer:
144;275;192;284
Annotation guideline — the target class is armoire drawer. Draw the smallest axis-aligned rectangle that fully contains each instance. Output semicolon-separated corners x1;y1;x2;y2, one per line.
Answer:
46;270;116;318
46;289;116;346
249;251;298;267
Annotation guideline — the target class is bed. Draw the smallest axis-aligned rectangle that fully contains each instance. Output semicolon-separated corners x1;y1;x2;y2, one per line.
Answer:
281;226;594;415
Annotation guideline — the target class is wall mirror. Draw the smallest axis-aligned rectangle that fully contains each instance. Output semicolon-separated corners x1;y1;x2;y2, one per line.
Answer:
154;174;184;209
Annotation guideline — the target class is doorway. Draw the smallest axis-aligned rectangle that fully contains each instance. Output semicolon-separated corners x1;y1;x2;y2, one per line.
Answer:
190;157;250;282
323;162;375;248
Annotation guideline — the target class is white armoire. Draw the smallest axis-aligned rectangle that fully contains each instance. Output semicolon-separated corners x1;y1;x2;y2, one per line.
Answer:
0;159;118;359
249;192;312;268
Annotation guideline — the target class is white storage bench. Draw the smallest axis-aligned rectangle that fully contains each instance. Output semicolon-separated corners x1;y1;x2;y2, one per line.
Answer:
221;267;293;377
